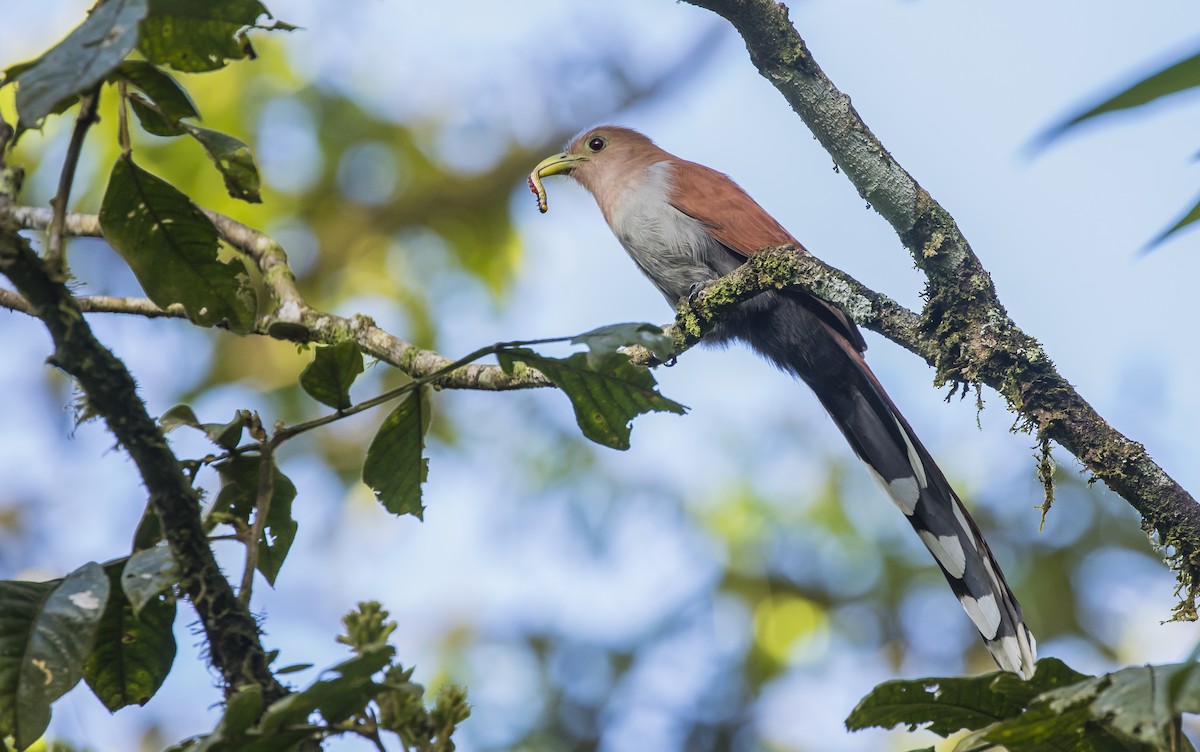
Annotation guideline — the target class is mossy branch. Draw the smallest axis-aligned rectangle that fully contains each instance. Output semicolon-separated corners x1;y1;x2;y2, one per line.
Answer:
0;221;288;702
685;0;1200;617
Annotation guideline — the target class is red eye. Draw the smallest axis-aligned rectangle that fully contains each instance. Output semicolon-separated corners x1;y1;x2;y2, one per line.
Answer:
587;137;606;152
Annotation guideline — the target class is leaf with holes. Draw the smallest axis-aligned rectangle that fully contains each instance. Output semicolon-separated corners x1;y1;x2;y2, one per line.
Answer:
0;562;109;749
498;348;686;450
3;0;149;129
140;0;294;73
99;155;256;332
181;123;262;203
362;389;430;519
300;340;364;410
846;658;1090;737
83;561;176;712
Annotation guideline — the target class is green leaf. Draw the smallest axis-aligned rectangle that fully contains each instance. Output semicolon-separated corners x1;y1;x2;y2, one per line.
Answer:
214;456;299;586
181;123;262;203
362;389;430;519
498;348;687;450
139;0;292;73
83;562;176;712
1147;192;1200;248
121;546;179;616
847;659;1093;738
4;0;149;128
1035;662;1200;749
0;563;110;749
112;61;199;122
99;155;256;331
1046;48;1200;138
570;322;675;368
299;340;364;410
846;672;1018;736
160;405;247;450
129;93;185;137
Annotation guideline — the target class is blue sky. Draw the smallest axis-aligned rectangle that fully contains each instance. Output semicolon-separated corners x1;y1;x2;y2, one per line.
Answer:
4;1;1200;750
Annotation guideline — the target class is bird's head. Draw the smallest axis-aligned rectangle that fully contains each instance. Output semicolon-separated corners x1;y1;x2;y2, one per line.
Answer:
528;125;665;213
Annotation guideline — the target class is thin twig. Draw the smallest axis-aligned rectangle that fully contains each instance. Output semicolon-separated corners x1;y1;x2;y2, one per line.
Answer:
117;80;131;156
45;86;102;271
239;438;274;608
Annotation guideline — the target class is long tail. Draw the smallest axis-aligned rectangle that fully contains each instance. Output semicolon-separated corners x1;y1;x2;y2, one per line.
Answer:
730;291;1037;677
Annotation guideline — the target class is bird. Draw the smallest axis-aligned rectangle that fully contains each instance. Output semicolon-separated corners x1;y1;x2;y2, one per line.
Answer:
529;125;1037;678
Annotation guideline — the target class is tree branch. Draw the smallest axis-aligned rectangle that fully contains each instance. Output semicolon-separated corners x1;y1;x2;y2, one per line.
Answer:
0;221;287;702
3;205;553;392
685;0;1200;616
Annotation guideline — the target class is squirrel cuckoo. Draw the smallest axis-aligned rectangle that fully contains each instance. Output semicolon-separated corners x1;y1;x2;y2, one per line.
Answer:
529;126;1036;677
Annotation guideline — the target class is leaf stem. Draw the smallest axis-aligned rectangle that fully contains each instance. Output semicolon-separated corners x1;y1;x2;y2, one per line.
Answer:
45;85;101;271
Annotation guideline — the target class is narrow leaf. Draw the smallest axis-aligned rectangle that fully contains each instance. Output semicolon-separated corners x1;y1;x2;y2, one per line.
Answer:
299;340;364;410
362;390;429;519
214;456;299;585
140;0;292;73
1146;192;1200;249
121;546;179;616
6;0;149;127
99;155;256;332
0;563;109;749
83;562;176;711
181;123;262;203
1045;48;1200;141
498;348;686;450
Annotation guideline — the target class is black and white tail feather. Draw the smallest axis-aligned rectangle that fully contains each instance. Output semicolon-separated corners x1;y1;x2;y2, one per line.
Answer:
719;288;1038;678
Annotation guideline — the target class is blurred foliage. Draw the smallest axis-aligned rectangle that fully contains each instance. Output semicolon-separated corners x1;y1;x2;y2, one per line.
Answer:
1042;44;1200;247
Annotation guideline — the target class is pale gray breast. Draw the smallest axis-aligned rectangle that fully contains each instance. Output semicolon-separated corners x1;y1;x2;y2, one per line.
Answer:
605;161;732;307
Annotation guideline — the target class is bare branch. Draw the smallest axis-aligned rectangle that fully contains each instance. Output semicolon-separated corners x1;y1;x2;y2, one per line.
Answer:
686;0;1200;616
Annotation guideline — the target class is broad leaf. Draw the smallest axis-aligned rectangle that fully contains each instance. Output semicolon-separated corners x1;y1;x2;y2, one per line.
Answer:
99;155;256;332
112;60;199;122
0;563;109;749
300;340;364;410
362;389;430;519
121;546;179;616
846;672;1024;737
498;348;687;450
83;562;176;712
181;123;262;203
4;0;149;128
570;322;675;368
214;456;298;586
160;404;247;450
139;0;293;73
